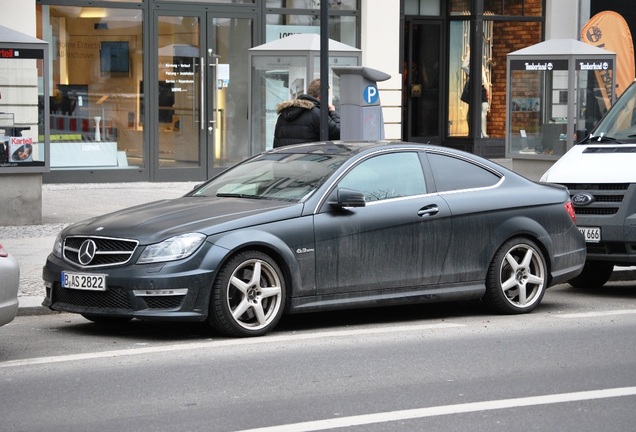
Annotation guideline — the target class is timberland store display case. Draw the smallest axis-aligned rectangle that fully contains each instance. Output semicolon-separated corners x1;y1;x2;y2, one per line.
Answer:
506;39;615;161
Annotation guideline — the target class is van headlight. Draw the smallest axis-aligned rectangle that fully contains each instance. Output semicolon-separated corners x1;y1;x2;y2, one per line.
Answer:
137;233;206;264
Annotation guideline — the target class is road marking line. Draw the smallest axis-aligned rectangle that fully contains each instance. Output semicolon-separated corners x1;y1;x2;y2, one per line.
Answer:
233;387;636;432
0;322;464;368
557;309;636;318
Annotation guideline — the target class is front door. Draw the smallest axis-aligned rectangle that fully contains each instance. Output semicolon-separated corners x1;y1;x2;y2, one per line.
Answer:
153;11;255;182
403;19;444;144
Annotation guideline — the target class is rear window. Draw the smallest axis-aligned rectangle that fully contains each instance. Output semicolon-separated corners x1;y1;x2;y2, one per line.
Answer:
427;153;500;192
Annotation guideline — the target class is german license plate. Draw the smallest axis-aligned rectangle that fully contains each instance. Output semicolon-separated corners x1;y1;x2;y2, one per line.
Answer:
61;271;107;291
579;226;601;243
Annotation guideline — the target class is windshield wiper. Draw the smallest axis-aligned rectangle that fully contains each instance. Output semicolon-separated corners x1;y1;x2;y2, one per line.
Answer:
587;134;619;143
216;192;265;199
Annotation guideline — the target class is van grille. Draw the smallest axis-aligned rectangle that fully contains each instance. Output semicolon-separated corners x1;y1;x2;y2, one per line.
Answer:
561;183;629;216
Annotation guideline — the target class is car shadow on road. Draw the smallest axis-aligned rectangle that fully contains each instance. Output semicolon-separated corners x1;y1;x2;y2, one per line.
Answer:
565;282;636;299
53;300;492;341
275;300;491;332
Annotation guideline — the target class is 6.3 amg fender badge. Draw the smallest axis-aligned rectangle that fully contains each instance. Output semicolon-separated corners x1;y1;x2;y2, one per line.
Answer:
572;192;595;206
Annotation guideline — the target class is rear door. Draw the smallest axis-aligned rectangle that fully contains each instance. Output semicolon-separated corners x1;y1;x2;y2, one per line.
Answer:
423;151;505;283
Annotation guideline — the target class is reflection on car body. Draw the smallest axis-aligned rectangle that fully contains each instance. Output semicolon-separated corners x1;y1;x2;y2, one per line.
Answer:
0;243;20;328
43;141;586;337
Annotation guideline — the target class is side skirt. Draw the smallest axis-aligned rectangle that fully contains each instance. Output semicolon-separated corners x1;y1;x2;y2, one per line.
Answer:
287;282;485;314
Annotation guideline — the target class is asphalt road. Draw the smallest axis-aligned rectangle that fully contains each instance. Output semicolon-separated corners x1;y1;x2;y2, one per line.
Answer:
1;282;636;432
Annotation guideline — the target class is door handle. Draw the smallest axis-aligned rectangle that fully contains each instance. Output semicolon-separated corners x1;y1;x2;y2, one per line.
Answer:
417;205;439;217
199;56;205;130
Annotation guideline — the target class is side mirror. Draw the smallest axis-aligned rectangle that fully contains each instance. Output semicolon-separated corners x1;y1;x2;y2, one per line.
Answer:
330;188;366;208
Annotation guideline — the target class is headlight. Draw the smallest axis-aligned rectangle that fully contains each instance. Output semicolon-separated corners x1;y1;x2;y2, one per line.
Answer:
52;232;63;258
137;233;206;264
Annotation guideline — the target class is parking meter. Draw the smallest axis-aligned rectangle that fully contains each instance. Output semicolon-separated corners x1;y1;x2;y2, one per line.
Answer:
332;66;391;141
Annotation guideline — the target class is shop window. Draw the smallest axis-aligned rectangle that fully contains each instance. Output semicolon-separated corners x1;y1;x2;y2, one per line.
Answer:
265;0;357;10
266;14;358;46
450;0;472;15
484;0;543;16
157;0;254;3
447;16;542;139
404;0;441;16
38;5;144;170
0;52;46;170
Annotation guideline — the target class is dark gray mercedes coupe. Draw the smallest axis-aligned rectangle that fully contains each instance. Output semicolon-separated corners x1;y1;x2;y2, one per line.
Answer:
43;141;585;337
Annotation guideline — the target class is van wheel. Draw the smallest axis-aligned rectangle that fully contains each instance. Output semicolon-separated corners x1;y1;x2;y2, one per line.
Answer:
568;261;614;288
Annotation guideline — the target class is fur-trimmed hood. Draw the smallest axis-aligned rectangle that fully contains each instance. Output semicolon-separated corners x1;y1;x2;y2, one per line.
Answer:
275;98;315;114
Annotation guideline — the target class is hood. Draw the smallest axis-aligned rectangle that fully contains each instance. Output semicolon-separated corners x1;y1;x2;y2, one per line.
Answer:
275;97;317;121
62;197;302;244
541;143;636;183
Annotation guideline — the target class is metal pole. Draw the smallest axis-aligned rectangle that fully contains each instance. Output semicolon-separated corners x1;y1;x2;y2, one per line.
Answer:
320;0;329;141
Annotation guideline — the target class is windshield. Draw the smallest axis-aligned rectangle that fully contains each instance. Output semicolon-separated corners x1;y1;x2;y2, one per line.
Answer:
590;81;636;142
191;152;347;202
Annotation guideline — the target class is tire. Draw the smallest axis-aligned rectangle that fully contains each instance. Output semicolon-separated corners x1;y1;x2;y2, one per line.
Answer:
81;314;132;325
483;238;547;314
209;250;286;337
568;261;614;289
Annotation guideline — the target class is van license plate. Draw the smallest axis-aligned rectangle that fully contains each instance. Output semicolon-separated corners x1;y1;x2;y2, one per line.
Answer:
61;271;107;291
579;227;601;243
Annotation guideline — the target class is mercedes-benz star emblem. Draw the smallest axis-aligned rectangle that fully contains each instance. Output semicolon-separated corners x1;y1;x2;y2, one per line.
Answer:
78;239;97;265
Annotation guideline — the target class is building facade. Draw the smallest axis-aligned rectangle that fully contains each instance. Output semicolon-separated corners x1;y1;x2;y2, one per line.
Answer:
0;0;631;183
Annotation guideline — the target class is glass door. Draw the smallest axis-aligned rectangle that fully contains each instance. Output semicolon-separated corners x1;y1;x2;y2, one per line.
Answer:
155;13;205;181
403;19;443;143
206;14;254;173
153;11;254;182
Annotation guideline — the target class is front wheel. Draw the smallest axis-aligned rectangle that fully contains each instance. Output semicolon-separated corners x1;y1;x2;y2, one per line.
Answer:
483;238;547;314
568;261;614;289
208;250;286;337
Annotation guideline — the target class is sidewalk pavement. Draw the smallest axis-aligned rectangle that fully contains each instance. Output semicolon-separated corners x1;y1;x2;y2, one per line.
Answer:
0;182;198;316
2;180;635;316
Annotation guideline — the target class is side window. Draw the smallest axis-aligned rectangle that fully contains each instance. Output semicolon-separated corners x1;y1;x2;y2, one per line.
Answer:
338;152;427;202
427;153;501;192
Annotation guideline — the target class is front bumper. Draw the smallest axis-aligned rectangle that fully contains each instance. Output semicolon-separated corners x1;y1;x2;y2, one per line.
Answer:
42;252;217;322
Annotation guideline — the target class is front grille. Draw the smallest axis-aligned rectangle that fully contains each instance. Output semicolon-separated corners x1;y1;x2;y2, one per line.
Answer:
63;236;138;268
561;183;629;216
574;207;619;215
562;183;629;191
52;284;133;311
593;195;623;203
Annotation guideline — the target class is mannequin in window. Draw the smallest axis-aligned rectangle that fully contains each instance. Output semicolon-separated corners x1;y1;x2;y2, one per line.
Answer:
461;52;490;138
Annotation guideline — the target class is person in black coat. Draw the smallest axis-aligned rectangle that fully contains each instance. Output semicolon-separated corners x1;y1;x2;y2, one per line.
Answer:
273;78;340;148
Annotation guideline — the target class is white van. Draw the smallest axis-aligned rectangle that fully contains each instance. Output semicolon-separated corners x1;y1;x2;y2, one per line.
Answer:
541;79;636;288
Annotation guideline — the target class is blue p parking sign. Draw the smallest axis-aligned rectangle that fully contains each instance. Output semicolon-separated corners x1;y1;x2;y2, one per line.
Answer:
364;85;379;104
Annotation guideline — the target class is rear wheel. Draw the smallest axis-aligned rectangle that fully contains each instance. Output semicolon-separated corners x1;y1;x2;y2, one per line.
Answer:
209;250;286;337
483;238;547;314
568;261;614;289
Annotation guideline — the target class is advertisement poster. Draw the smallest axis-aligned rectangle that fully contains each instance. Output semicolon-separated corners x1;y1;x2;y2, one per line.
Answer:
582;11;635;98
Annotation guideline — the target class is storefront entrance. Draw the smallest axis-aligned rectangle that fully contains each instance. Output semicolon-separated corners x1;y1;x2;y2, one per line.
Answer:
402;18;444;144
152;10;255;182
